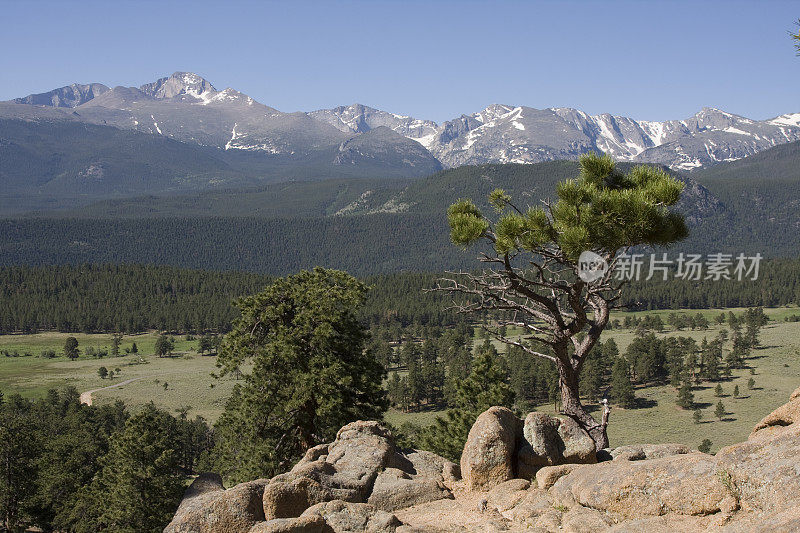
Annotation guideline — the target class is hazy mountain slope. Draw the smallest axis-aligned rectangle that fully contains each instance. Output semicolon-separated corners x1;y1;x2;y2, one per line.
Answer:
5;149;800;275
332;126;442;175
0;118;249;195
689;140;800;240
46;178;407;218
0;118;427;214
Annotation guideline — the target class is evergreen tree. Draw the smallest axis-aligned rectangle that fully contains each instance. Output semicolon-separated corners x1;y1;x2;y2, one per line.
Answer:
715;401;726;420
421;349;515;461
154;335;174;357
74;404;183;533
98;366;108;379
748;377;756;390
440;153;687;449
198;335;213;355
693;409;702;424
610;358;635;408
0;395;38;530
110;333;122;356
212;268;387;482
733;385;740;397
676;380;695;409
715;384;724;397
130;342;138;354
64;337;79;360
698;439;712;453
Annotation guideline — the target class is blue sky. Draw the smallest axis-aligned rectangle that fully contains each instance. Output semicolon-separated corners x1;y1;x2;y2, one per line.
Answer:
1;0;798;122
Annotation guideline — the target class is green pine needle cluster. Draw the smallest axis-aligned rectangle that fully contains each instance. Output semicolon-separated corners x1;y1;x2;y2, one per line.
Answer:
448;153;688;260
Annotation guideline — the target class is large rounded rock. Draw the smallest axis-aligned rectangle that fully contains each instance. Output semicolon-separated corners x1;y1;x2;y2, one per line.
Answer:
165;476;270;533
460;406;522;491
367;468;453;512
550;452;729;520
264;421;398;520
516;412;596;479
248;515;327;532
750;395;800;437
301;500;402;532
610;443;691;462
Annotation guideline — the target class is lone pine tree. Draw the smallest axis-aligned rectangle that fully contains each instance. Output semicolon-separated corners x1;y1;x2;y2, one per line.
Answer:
438;153;687;449
212;268;387;482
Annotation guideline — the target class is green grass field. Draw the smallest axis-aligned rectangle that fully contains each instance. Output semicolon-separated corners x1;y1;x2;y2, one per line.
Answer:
1;309;799;452
0;332;238;421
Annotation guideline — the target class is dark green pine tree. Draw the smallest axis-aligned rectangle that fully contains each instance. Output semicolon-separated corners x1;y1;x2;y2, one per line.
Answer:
77;404;184;533
715;401;726;420
610;357;636;408
212;268;388;483
421;349;515;461
64;336;79;360
676;379;695;409
579;342;606;403
0;395;39;530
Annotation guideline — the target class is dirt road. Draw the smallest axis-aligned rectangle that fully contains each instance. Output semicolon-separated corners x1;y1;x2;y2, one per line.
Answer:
79;377;147;406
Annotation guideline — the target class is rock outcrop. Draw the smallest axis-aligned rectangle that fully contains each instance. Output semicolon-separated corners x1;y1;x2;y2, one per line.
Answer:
166;387;800;532
460;407;597;489
165;421;458;532
165;474;269;533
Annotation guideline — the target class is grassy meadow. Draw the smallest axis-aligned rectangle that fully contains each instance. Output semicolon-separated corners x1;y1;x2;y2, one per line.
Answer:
390;307;800;453
0;332;239;421
1;308;799;452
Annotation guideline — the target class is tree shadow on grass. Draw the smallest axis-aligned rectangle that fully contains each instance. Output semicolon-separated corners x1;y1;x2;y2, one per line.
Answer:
694;401;713;409
633;397;657;409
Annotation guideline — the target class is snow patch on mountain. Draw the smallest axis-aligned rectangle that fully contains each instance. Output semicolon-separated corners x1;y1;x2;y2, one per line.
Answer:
771;113;800;127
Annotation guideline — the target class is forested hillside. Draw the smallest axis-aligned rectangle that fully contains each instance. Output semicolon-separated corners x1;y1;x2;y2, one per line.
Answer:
4;142;800;271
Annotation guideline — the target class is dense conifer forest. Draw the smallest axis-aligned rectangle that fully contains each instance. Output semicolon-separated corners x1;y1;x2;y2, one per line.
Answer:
0;262;797;334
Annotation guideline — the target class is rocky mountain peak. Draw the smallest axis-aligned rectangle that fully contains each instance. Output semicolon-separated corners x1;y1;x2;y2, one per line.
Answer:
473;103;517;123
12;83;110;108
139;71;217;101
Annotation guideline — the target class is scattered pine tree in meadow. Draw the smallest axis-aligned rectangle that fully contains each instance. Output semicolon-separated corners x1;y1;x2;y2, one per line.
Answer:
748;377;756;390
698;439;712;454
693;409;702;424
715;384;724;397
734;385;740;397
715;401;726;421
611;358;636;408
420;348;515;462
64;336;79;360
676;379;695;409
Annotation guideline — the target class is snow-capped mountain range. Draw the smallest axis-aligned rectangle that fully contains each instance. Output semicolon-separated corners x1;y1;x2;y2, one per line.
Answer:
4;71;800;172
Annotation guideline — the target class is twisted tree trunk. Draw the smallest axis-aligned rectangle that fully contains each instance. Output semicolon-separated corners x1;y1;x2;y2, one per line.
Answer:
555;344;610;450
